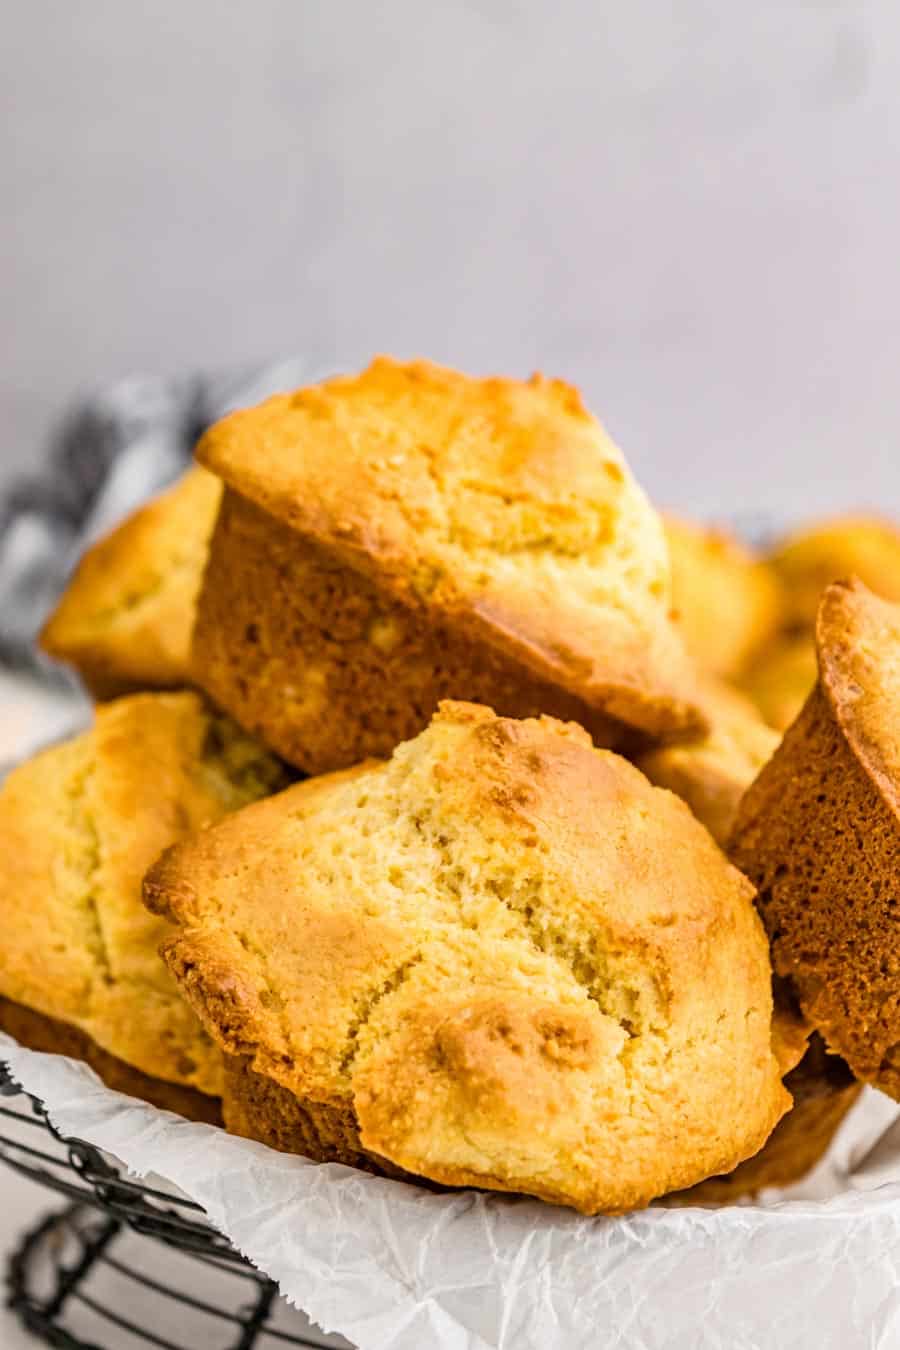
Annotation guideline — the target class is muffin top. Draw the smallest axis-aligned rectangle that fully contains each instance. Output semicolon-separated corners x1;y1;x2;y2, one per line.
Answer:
817;577;900;807
146;699;787;1213
664;515;782;680
637;678;780;845
769;514;900;632
196;358;703;739
41;467;222;698
0;691;286;1094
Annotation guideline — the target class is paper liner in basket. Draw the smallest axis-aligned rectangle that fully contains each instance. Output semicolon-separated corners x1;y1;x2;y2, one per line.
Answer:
2;1034;900;1350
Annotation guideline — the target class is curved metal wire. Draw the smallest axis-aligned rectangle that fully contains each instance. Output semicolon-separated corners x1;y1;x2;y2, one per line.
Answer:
0;1062;346;1349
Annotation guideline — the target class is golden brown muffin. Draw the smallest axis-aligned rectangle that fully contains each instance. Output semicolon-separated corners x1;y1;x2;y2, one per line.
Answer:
739;634;818;733
191;358;704;775
0;691;286;1106
666;1034;860;1204
0;995;222;1126
769;514;900;633
636;679;780;845
664;515;783;680
41;467;222;698
145;700;788;1215
730;579;900;1100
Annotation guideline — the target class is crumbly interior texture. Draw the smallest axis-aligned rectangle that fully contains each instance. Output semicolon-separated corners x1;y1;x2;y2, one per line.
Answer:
194;357;703;748
194;491;623;774
0;995;222;1125
637;679;780;845
0;691;286;1095
769;515;900;632
146;700;787;1214
41;467;222;697
665;1034;860;1204
664;516;783;680
730;580;900;1098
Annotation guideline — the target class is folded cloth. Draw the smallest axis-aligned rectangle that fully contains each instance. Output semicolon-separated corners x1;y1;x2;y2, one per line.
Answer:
0;358;313;767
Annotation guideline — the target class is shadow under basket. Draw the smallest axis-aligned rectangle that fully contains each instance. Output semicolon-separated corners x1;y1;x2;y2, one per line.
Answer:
0;1061;352;1350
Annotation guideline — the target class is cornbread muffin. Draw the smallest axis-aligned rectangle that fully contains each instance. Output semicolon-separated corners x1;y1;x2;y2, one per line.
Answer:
664;516;782;679
145;700;788;1214
730;579;900;1099
0;995;222;1125
769;514;900;632
739;635;817;733
41;467;222;698
668;1035;860;1204
0;691;286;1107
636;679;780;844
192;358;704;774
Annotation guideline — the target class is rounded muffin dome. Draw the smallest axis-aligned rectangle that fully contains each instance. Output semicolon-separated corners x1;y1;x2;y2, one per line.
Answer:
146;699;788;1213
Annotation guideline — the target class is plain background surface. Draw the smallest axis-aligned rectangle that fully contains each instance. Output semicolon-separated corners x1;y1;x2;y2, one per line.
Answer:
2;5;900;1344
3;1;900;518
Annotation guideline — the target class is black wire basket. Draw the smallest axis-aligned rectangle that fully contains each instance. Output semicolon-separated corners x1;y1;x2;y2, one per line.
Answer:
0;1061;351;1350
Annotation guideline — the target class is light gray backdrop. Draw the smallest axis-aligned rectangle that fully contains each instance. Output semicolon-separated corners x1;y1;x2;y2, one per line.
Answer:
3;1;899;517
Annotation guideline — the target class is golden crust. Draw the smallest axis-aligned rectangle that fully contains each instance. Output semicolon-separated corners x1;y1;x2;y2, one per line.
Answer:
0;691;286;1096
637;679;780;844
739;635;817;733
666;1036;860;1204
195;358;703;742
769;514;900;632
664;516;783;679
145;700;787;1214
730;579;900;1099
41;468;222;698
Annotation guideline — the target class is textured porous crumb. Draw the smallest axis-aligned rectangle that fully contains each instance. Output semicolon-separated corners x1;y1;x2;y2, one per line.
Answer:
146;699;787;1214
730;579;900;1099
0;691;286;1096
192;358;704;773
41;467;222;697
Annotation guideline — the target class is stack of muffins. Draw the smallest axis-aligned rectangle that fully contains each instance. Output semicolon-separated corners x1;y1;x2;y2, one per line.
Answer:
4;357;899;1214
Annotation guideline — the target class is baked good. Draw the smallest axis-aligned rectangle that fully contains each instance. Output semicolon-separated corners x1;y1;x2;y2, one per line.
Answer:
0;691;286;1109
739;635;817;732
636;679;780;844
769;514;900;632
191;358;704;775
730;579;900;1098
664;515;782;679
41;467;222;698
0;995;222;1125
145;700;788;1214
666;1034;860;1204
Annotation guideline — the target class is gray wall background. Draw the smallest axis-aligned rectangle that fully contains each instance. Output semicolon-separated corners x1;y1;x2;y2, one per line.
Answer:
3;1;899;518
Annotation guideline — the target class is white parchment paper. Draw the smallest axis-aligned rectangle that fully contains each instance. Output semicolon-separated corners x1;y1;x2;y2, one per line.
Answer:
3;1035;900;1350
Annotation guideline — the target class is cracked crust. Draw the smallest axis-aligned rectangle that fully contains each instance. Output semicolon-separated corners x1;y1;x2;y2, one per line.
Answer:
145;700;787;1213
730;579;900;1099
41;468;222;698
0;691;286;1097
192;358;704;771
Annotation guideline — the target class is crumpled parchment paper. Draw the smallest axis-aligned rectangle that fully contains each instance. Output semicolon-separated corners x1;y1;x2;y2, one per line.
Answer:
2;1034;900;1350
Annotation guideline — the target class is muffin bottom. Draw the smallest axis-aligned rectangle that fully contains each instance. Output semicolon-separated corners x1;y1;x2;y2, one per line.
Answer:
192;490;625;775
0;995;222;1126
